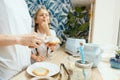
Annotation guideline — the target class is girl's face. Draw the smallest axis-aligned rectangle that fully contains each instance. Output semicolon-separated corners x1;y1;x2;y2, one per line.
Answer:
35;9;50;25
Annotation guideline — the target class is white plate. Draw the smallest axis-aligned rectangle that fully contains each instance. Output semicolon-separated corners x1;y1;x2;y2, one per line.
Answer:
26;62;60;77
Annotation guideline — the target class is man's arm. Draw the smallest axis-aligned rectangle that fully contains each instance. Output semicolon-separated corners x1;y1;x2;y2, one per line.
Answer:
0;33;42;48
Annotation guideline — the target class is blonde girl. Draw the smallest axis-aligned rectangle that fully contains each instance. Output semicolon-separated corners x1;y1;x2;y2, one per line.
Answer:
31;7;58;62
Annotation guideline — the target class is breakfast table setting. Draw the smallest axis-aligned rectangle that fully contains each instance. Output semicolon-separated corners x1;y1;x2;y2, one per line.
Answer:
10;45;105;80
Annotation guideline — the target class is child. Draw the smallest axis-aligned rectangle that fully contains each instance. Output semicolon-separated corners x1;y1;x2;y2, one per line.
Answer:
31;7;59;63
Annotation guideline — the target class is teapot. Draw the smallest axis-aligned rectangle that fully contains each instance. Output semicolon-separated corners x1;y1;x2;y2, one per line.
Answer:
83;43;103;67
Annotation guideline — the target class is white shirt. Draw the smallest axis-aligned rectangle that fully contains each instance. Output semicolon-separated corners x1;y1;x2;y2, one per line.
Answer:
0;0;32;79
31;29;56;63
37;29;56;55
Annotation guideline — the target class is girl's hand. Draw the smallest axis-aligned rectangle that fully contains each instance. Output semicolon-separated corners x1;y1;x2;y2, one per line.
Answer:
49;45;57;51
46;43;58;51
35;55;45;62
39;22;51;36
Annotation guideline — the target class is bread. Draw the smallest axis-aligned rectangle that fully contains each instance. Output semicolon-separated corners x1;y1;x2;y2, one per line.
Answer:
32;67;49;76
46;41;59;45
45;36;61;45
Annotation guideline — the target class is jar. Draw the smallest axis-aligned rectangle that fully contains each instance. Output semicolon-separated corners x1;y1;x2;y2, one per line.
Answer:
70;60;92;80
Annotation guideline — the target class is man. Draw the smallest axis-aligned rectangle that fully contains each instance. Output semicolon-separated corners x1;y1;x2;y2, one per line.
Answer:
0;0;42;79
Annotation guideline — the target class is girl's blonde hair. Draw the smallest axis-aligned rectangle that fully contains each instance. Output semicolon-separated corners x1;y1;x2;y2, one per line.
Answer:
34;7;51;32
33;7;51;56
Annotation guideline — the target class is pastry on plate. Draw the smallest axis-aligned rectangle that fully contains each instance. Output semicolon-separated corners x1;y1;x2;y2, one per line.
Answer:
32;67;49;76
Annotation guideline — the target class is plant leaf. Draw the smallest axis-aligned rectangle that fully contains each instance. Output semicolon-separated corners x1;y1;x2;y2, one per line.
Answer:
78;22;89;31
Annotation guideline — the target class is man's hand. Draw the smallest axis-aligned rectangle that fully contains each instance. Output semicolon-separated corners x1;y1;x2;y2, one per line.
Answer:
17;32;44;48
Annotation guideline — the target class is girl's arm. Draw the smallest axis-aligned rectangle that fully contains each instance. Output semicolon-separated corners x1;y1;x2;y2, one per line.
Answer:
40;22;51;36
31;54;45;62
31;49;45;62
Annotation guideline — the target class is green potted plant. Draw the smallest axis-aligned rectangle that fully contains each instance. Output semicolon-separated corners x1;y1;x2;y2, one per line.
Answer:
64;6;90;56
115;49;120;58
64;6;90;42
